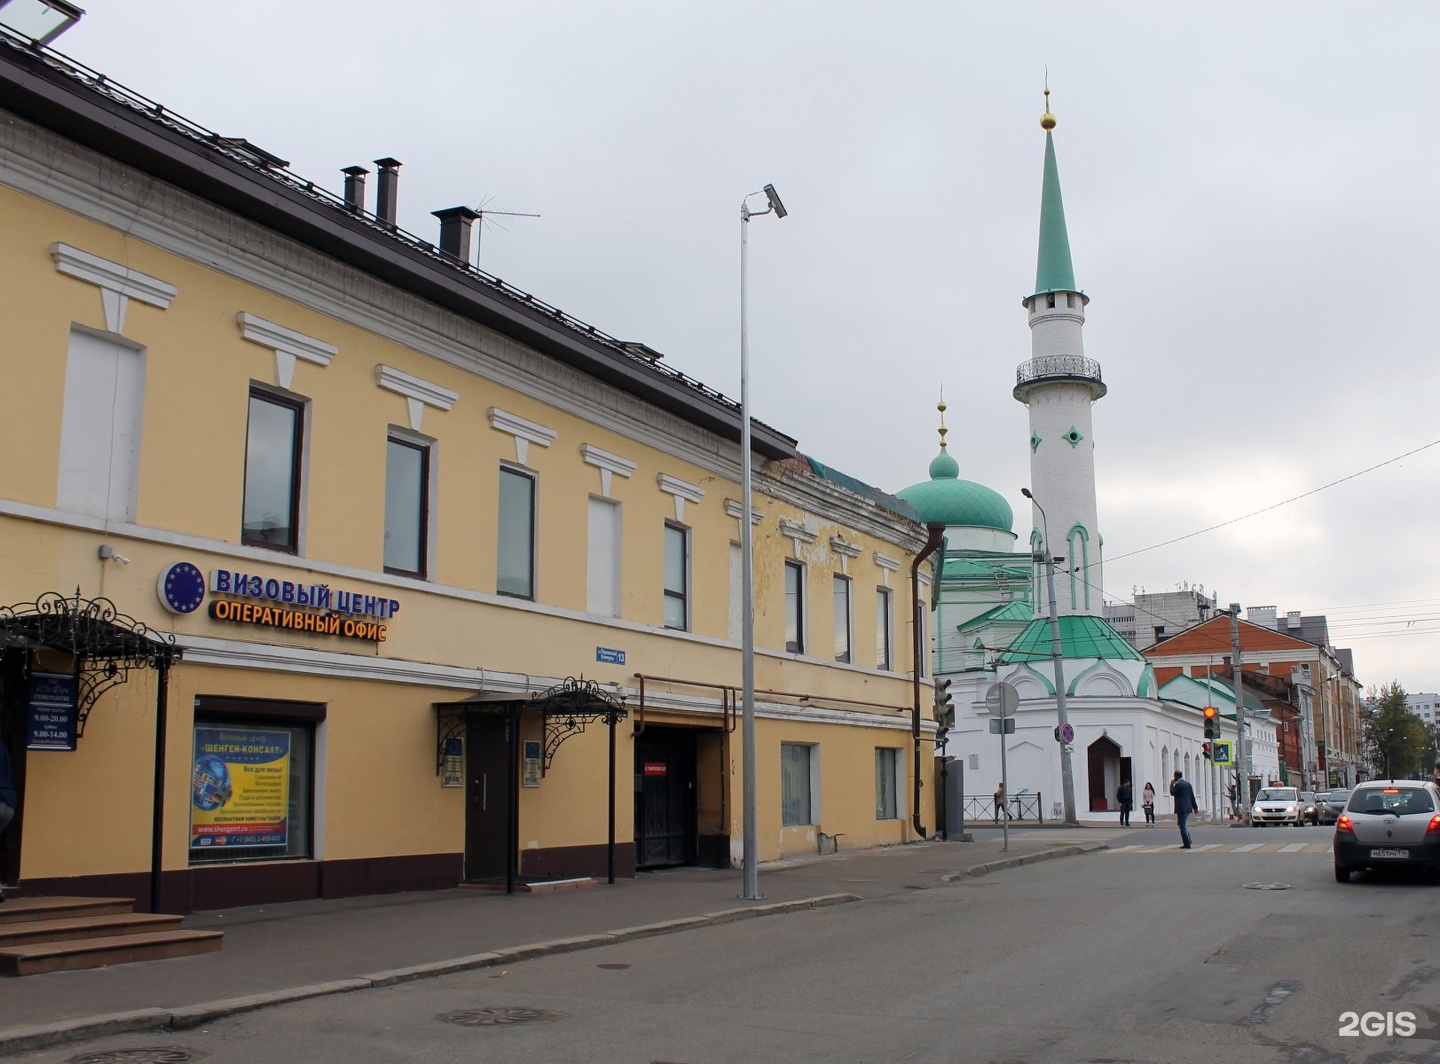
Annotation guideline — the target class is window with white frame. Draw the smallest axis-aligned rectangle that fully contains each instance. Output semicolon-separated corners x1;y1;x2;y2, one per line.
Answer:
497;466;536;599
242;385;305;553
784;559;805;654
587;496;622;617
833;574;852;663
57;327;145;523
663;522;689;630
876;587;893;671
781;743;816;826
384;433;430;577
875;748;900;819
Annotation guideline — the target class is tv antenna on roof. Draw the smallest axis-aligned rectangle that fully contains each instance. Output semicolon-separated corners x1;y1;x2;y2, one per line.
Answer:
471;195;540;265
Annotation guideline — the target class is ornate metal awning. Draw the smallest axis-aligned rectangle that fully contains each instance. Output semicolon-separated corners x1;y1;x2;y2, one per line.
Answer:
531;677;626;771
0;590;181;737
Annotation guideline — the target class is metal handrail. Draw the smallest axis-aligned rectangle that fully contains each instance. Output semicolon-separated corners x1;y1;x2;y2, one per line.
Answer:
1015;355;1103;386
962;792;1045;823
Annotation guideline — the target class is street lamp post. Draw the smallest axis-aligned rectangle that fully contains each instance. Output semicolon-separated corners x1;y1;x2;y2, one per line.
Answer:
1021;488;1076;825
740;183;786;901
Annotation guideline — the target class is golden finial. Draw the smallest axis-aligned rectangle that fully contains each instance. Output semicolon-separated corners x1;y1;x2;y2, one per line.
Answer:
937;388;949;449
1041;72;1056;131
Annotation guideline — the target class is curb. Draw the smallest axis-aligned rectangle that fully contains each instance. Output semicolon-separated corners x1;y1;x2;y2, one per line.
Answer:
941;842;1109;881
0;892;858;1056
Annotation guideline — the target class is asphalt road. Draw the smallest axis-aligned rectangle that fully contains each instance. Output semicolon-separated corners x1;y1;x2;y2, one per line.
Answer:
18;824;1440;1064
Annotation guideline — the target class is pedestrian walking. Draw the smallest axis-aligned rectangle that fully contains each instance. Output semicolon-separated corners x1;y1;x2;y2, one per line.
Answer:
1170;769;1199;849
1116;779;1133;827
0;739;16;902
1142;781;1156;825
993;782;1006;823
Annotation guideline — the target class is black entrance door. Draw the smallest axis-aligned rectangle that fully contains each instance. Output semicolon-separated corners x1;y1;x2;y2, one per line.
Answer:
634;731;696;869
0;651;26;889
465;713;512;881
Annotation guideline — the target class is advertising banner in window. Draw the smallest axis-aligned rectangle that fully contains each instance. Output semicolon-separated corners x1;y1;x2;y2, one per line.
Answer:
27;672;77;751
190;727;291;850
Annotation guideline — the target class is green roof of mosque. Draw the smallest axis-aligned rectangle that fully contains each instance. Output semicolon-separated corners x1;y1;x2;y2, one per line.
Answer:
999;615;1144;663
896;447;1013;532
1032;131;1077;296
958;599;1034;633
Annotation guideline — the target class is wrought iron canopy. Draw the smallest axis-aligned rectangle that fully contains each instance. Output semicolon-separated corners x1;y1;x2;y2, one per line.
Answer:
532;678;626;771
0;590;181;736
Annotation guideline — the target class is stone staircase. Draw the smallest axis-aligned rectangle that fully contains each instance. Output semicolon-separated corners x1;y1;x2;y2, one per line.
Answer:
0;896;223;976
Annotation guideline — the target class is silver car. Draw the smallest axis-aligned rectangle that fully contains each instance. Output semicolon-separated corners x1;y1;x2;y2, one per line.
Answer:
1333;780;1440;882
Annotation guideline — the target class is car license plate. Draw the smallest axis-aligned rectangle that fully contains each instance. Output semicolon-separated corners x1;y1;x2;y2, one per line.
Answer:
1370;848;1409;859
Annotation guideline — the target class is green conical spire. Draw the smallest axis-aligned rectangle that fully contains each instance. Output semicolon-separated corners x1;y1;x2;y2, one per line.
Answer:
1033;122;1077;295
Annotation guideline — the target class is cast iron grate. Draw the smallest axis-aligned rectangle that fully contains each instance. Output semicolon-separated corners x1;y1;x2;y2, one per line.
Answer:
438;1006;567;1027
1242;882;1292;890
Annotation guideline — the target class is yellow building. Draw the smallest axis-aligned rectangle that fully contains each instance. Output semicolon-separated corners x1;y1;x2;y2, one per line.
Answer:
0;34;938;911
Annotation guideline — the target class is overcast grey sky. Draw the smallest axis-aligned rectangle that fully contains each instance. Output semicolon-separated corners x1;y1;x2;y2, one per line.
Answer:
60;2;1440;692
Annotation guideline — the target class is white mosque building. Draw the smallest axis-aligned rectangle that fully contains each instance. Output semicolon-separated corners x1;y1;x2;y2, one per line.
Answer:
897;94;1211;822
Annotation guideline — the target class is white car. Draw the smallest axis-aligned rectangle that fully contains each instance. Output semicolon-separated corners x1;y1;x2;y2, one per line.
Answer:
1251;786;1303;826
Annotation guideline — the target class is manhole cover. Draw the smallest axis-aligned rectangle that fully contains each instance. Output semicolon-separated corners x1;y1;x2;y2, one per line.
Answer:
1243;882;1291;890
597;963;631;970
438;1007;566;1027
70;1051;203;1064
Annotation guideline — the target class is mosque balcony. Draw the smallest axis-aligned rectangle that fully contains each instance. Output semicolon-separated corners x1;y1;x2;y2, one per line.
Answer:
1014;355;1107;401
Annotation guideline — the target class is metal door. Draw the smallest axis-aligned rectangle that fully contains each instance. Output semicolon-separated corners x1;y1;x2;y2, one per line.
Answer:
464;713;511;881
634;732;695;869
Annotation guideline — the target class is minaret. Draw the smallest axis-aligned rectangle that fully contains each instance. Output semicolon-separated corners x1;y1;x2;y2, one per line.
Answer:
1014;88;1107;618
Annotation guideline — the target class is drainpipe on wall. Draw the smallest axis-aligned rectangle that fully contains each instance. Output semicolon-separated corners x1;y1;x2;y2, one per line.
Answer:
911;521;946;838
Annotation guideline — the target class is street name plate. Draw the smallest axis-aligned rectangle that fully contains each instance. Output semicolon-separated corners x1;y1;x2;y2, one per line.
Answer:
988;718;1016;734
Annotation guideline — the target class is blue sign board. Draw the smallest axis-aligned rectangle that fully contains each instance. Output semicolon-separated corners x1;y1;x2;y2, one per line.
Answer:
27;672;77;751
1212;741;1233;765
595;646;626;665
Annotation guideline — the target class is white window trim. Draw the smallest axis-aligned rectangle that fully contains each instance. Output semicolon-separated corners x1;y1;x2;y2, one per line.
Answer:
874;551;901;588
723;498;765;525
581;444;637;498
489;407;557;465
778;517;818;559
658;473;704;523
830;534;863;576
52;242;176;334
375;364;458;432
237;312;337;391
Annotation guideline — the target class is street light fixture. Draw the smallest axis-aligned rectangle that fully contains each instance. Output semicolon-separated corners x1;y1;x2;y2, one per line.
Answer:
740;184;786;900
1021;487;1077;825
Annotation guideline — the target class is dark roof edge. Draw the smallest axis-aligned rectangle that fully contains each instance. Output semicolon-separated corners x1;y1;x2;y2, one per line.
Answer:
0;37;798;460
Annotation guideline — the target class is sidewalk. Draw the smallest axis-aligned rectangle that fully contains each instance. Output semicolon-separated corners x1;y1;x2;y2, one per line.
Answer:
0;830;1108;1054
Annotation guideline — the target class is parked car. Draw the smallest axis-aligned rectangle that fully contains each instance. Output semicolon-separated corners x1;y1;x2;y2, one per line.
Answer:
1333;780;1440;882
1299;791;1320;825
1251;786;1304;826
1318;788;1351;825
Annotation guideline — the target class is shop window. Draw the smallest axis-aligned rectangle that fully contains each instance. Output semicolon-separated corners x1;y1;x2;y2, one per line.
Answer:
833;574;852;663
384;433;431;578
663;522;689;630
242;386;305;553
875;748;900;819
497;466;536;599
781;742;816;826
189;697;321;866
57;327;145;522
876;587;893;671
785;559;805;654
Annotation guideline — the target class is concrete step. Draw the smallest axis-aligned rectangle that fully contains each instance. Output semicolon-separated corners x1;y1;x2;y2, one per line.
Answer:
0;912;184;947
0;928;224;976
0;896;135;925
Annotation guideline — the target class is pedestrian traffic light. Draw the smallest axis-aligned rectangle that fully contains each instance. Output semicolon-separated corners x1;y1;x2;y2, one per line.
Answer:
1203;705;1219;740
1203;741;1212;761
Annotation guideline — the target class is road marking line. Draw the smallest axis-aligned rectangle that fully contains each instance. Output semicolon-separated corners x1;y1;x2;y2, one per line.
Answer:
1192;844;1223;851
1279;843;1307;852
1231;843;1263;852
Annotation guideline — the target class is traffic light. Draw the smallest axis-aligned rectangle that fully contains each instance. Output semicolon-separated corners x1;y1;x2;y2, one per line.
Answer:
934;678;954;750
1203;705;1219;740
1203;741;1212;761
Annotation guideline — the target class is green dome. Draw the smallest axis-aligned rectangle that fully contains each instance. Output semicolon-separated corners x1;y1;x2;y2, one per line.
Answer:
897;448;1014;532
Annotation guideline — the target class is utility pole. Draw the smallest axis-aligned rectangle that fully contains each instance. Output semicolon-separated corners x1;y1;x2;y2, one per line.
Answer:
1229;602;1248;822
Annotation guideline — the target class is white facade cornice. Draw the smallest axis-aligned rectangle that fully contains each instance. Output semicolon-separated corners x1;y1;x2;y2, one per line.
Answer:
830;534;863;575
778;517;818;559
488;407;557;466
375;364;458;432
237;312;338;391
723;498;765;524
580;444;637;497
51;242;176;334
658;473;705;523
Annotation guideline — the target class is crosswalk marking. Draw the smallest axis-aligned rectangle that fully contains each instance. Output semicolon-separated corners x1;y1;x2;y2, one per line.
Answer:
1105;842;1331;855
1232;843;1263;852
1279;843;1308;853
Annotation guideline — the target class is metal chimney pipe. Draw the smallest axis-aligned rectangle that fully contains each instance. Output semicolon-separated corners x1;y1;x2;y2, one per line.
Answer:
341;166;368;214
374;157;402;228
432;206;481;264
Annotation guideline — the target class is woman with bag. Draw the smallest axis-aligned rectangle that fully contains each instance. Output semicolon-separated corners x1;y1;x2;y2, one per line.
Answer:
1142;781;1156;825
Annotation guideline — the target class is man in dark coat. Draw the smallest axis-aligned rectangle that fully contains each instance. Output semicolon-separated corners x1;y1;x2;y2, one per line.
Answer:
1170;769;1199;849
